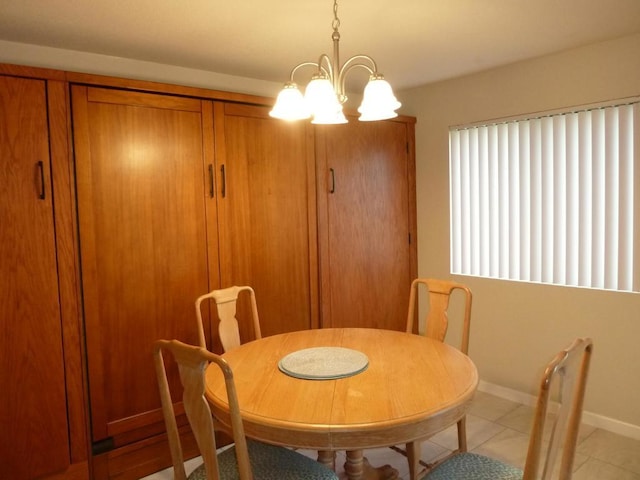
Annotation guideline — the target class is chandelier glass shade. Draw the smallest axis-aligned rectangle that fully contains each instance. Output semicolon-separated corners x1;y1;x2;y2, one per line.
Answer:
269;0;401;124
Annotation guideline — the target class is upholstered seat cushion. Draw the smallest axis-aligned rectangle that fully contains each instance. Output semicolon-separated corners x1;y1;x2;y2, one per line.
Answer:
188;440;338;479
423;452;523;480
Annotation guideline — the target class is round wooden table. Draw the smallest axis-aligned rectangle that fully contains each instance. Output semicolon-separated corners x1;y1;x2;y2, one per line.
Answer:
205;328;478;480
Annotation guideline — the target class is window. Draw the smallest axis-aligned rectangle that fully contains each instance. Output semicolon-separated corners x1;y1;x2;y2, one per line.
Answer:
449;101;640;292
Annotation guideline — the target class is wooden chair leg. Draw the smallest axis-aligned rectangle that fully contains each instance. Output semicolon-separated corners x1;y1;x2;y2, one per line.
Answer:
457;416;467;452
406;441;421;480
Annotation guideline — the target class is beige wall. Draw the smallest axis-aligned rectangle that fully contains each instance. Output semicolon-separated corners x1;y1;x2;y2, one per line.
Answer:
398;33;640;430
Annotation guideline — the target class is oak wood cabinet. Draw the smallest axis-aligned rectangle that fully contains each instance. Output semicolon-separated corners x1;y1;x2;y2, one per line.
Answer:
0;70;89;479
213;102;320;338
71;86;218;461
316;117;417;331
71;87;325;477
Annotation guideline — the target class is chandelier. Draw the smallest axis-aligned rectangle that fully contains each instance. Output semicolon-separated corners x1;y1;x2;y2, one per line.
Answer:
269;0;401;124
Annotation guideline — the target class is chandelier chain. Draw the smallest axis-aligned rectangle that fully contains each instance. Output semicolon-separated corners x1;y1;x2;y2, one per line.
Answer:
332;0;340;35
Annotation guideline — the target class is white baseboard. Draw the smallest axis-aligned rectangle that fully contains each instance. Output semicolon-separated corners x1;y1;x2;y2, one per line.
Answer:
478;380;640;441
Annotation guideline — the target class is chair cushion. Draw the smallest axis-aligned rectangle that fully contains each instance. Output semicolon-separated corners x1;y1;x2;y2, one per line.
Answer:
423;452;523;480
188;440;338;479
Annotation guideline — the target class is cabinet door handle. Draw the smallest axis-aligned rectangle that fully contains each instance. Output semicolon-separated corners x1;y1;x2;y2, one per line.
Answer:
329;168;336;194
208;164;214;198
37;160;46;200
220;164;226;198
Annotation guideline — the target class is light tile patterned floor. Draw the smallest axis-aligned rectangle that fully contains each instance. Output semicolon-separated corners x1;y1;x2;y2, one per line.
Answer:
142;391;640;480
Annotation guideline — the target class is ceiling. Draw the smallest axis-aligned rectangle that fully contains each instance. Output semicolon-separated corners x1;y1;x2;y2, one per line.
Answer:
2;0;640;92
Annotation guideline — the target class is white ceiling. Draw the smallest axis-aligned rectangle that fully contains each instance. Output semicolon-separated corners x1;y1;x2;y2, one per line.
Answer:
2;0;640;91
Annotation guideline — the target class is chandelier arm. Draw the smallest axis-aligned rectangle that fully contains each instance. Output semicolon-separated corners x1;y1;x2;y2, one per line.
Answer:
339;54;378;78
288;61;330;82
336;56;377;101
317;53;335;80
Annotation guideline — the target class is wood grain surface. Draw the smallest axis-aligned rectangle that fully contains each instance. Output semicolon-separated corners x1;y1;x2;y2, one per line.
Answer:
205;328;478;450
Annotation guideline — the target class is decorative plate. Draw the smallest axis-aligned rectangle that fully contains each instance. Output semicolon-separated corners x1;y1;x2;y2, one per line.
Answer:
278;347;369;380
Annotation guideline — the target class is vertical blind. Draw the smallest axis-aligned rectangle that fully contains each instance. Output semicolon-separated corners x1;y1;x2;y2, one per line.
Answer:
449;102;639;292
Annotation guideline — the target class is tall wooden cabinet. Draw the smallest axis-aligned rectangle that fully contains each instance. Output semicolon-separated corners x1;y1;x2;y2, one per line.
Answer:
71;86;218;476
316;118;417;331
213;102;319;338
0;70;89;478
71;87;324;477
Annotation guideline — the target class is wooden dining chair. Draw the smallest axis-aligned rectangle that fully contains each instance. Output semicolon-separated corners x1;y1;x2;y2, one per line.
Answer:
153;339;339;480
401;278;473;480
195;286;262;352
423;337;593;480
196;286;335;472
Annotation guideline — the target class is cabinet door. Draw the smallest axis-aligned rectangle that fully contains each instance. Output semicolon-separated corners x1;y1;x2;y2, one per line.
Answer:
214;103;318;340
316;119;416;330
72;86;218;446
0;76;70;477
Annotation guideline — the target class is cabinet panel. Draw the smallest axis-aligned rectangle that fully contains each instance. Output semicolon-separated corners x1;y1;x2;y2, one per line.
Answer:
317;119;416;330
72;86;217;445
214;103;318;339
0;75;70;477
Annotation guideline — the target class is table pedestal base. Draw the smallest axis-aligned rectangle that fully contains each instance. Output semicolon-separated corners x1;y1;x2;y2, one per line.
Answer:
317;450;400;480
345;450;399;480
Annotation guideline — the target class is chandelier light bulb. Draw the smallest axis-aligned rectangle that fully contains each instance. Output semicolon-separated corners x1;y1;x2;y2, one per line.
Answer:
311;108;348;125
269;83;310;120
358;75;402;121
304;76;339;113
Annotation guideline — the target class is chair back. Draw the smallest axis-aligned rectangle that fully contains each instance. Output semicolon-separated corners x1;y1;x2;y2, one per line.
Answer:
405;278;472;354
195;286;262;352
153;339;253;480
523;337;593;480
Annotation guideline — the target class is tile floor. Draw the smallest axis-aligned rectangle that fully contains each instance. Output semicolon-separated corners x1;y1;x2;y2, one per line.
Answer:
142;391;640;480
